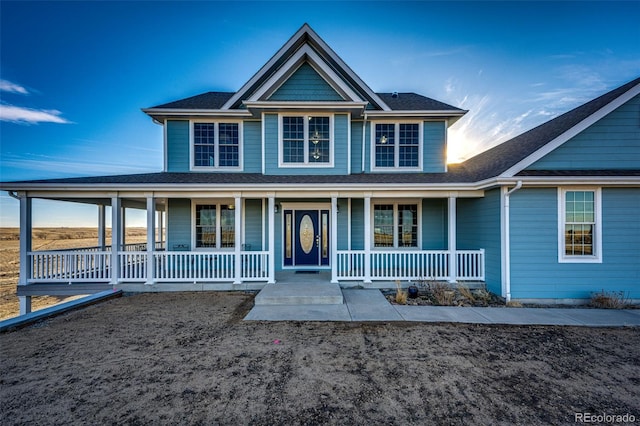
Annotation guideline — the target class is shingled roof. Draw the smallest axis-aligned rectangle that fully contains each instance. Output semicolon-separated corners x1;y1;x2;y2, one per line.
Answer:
458;76;640;181
150;91;462;112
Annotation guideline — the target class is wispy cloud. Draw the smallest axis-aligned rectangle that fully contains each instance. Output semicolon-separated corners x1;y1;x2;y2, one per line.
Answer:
0;78;72;124
0;79;29;95
0;104;72;124
0;152;159;179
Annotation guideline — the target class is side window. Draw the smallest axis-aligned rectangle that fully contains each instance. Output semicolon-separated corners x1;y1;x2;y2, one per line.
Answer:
559;188;601;263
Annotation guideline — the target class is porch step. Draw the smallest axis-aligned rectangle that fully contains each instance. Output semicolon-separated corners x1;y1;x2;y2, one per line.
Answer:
255;283;344;306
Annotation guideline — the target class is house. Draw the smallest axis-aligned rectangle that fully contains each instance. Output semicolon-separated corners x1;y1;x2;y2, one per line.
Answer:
2;24;639;315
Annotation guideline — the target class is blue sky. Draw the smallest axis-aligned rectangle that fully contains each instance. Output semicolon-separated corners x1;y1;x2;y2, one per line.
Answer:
1;1;638;227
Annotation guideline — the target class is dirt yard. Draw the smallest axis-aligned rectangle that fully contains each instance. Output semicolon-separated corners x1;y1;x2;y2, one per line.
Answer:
0;227;147;320
1;292;638;425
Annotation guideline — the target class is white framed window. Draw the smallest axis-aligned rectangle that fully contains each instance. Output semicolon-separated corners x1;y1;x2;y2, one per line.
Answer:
192;202;236;249
558;188;602;263
372;202;420;248
279;114;333;167
191;121;243;170
371;122;422;170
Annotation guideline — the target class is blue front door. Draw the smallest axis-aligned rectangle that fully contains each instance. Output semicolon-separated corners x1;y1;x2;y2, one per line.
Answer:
284;209;330;267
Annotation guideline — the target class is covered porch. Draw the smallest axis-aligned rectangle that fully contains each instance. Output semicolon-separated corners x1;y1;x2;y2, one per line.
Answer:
14;189;486;314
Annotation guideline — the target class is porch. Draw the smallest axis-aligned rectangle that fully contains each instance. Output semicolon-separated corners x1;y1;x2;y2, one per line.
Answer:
13;190;487;314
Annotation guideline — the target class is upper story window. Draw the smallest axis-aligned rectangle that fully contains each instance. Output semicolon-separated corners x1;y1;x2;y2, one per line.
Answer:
372;122;421;170
280;115;333;166
558;188;602;263
191;121;242;170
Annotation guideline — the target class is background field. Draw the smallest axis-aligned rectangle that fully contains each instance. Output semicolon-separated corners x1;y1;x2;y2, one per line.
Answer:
0;227;147;320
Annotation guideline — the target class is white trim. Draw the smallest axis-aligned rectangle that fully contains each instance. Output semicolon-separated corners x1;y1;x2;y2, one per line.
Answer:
223;24;390;111
190;199;237;251
278;113;335;168
347;198;352;250
163;121;168;172
447;197;457;283
370;121;423;172
502;82;640;177
142;108;251;118
364;110;466;119
189;120;244;172
267;196;276;283
248;45;362;103
557;187;602;263
369;199;422;250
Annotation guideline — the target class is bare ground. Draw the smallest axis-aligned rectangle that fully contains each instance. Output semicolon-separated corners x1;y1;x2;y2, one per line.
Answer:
0;227;147;320
1;292;639;425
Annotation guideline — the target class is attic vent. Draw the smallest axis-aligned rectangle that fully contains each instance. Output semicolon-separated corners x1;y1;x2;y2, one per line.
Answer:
391;92;399;98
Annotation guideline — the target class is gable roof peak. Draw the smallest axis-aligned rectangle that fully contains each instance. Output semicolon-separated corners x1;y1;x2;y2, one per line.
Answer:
221;24;390;111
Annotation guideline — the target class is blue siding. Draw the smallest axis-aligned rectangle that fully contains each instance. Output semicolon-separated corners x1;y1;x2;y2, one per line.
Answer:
167;198;191;250
166;120;190;172
337;199;349;250
264;114;349;175
510;187;640;299
422;199;447;250
528;94;640;170
423;121;447;172
269;63;344;101
351;121;363;173
350;199;364;250
243;121;262;173
457;190;502;294
244;199;263;251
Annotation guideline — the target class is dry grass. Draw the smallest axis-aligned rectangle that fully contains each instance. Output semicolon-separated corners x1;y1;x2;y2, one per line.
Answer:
394;280;407;305
0;227;147;320
590;289;630;309
457;284;476;303
428;281;455;306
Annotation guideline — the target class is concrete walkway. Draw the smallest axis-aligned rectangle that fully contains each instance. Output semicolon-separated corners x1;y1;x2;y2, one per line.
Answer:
245;289;640;327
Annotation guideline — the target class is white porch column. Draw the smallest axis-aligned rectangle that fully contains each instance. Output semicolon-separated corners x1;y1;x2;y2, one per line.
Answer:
448;196;457;283
363;195;372;284
267;196;276;284
98;205;106;250
120;206;126;248
18;195;32;315
145;196;156;285
234;196;242;284
157;204;164;247
110;197;122;285
331;196;338;283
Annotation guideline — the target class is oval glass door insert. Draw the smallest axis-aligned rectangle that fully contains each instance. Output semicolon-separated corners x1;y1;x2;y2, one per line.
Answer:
299;215;314;254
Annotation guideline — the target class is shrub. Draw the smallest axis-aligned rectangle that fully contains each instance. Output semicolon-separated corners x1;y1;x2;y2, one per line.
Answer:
458;285;476;304
590;290;629;309
429;281;455;306
394;280;407;305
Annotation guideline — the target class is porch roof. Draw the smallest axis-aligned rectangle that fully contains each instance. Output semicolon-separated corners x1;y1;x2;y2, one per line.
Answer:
1;168;476;188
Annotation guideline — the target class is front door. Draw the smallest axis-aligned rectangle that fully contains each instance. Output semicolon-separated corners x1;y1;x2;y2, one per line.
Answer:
284;209;330;267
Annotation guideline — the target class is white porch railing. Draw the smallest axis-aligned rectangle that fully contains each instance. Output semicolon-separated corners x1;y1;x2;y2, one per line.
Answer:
336;249;484;281
28;248;482;284
29;251;111;282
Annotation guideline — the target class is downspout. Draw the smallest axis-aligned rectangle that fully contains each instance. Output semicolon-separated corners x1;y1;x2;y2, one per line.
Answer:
504;180;523;302
361;113;367;173
8;191;21;200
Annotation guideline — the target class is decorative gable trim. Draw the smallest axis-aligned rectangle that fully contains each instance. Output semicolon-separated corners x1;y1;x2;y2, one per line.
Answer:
248;45;360;103
502;82;640;177
222;24;390;111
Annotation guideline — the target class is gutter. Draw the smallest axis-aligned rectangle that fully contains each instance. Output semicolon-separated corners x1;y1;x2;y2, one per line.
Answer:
7;191;21;200
503;180;523;301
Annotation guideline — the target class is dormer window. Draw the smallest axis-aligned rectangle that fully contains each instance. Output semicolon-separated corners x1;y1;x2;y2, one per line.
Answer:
280;114;333;166
372;122;422;170
191;121;242;170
